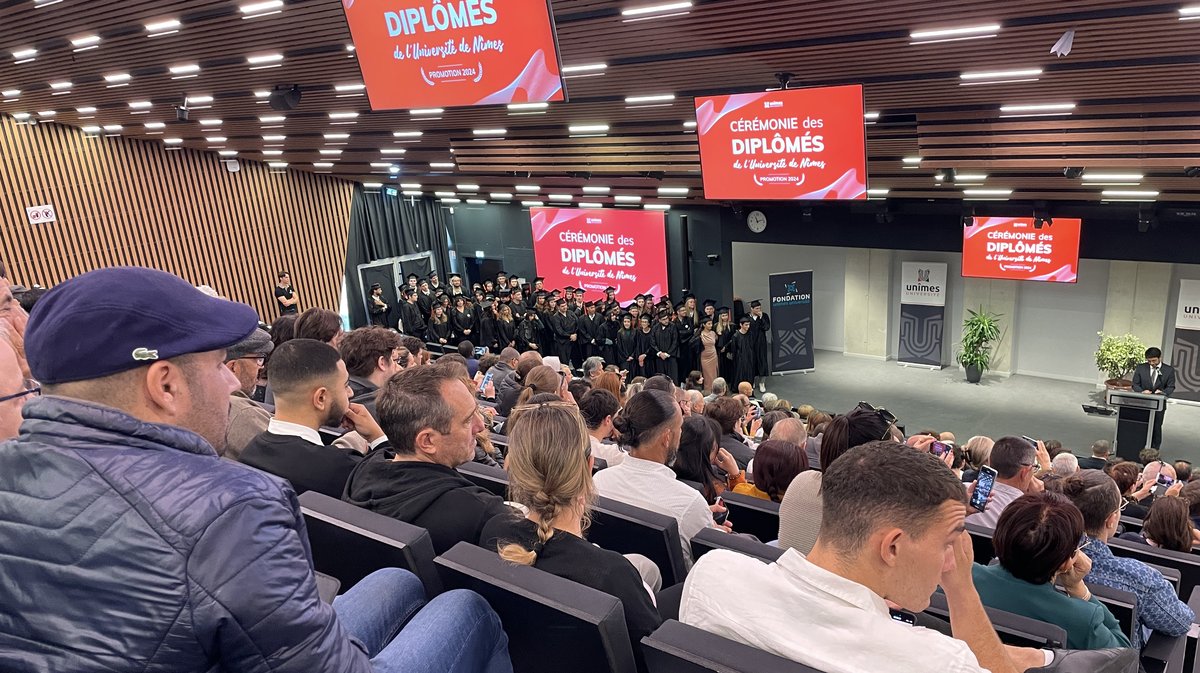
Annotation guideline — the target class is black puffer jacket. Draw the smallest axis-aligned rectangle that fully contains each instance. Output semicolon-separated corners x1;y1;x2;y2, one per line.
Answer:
0;396;372;672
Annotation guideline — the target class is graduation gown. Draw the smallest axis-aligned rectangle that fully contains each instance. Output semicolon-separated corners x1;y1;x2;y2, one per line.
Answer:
496;319;516;350
547;310;579;364
399;301;426;338
426;319;453;346
652;322;680;382
635;328;656;377
615;328;639;374
516;317;544;352
479;315;499;350
451;309;476;343
578;313;604;359
367;294;389;327
716;326;736;383
750;312;772;376
728;330;757;386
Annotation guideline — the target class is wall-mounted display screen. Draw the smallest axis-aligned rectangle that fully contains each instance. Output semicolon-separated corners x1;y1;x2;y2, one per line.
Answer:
530;208;667;303
962;216;1082;283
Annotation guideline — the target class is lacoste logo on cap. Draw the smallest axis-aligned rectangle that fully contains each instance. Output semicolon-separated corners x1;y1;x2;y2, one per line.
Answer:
132;348;159;361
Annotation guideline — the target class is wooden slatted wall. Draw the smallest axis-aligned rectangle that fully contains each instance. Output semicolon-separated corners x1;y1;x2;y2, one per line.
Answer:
0;116;355;320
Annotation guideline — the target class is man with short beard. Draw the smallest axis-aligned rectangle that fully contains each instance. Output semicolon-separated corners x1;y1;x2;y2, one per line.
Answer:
240;338;388;498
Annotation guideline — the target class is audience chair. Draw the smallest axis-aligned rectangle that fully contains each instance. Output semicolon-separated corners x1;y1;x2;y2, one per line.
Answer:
1120;515;1144;535
457;460;509;498
1087;583;1186;673
689;527;783;564
641;620;824;673
718;492;780;543
488;432;509;449
298;491;442;596
1183;586;1200;673
926;591;1066;649
589;496;690;588
965;522;996;566
436;542;638;673
1109;537;1200;599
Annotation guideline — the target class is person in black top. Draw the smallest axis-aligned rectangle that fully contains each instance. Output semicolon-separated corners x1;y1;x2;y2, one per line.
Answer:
274;271;298;315
601;306;623;367
515;309;543;353
547;299;579;367
416;278;434;317
480;402;661;673
635;314;655;378
426;304;453;347
494;304;517;351
615;313;638;375
344;365;512;554
366;283;388;327
728;315;757;388
577;300;604;360
397;288;426;338
747;300;772;393
450;294;476;343
651;310;680;383
240;339;387;498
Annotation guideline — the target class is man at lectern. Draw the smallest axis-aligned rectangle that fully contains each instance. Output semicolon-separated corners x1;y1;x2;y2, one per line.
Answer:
1131;347;1175;449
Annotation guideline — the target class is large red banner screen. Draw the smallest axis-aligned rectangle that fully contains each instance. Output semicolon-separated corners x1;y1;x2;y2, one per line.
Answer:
531;208;668;303
962;217;1082;283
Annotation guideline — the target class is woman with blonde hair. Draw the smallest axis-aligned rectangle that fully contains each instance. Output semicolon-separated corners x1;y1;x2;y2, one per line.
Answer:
961;435;995;482
481;402;661;669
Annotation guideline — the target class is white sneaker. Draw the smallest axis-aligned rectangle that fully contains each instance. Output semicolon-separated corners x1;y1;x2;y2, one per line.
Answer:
758;382;766;393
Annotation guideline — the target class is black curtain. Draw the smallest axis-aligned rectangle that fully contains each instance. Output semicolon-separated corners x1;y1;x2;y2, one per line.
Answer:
344;187;451;328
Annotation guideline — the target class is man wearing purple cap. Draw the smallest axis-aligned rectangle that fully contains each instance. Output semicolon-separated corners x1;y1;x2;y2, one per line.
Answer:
0;266;512;673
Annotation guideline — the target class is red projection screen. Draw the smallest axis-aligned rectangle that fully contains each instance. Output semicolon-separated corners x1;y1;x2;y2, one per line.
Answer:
530;208;668;303
340;0;566;110
695;85;868;200
962;217;1083;283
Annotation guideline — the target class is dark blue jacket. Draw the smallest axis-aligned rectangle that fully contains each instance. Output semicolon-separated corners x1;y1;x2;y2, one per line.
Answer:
0;396;372;672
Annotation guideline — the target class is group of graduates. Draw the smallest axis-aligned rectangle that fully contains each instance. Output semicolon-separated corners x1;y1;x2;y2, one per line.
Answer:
367;269;773;388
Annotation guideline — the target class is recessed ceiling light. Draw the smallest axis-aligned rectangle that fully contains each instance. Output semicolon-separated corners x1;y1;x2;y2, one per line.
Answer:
254;90;271;99
75;105;96;113
37;110;56;118
910;23;1000;45
102;124;122;132
410;108;444;116
1180;5;1200;20
548;194;573;201
434;191;456;198
319;133;347;141
262;134;286;141
522;200;545;207
268;161;289;169
491;192;513;199
960;68;1042;85
335;83;366;92
683;121;697;129
104;72;132;88
954;173;988;182
313;162;335;168
441;198;462;204
963;188;1013;198
1082;172;1144;182
644;204;671;210
49;81;72;90
2;89;21;100
397;183;421;189
198;118;222;126
473;128;506;136
393;130;424;138
508;102;549;112
262;150;284;156
144;121;165;129
364;182;384;189
579;202;604;209
205;136;227;142
614;195;642;203
583;186;611;194
219;150;238;157
145;19;182;37
625;94;675;104
12;48;37;63
457;184;480;191
247;53;284;69
562;63;607;78
402;190;423;196
329;111;359;120
902;156;922;165
240;0;283;18
1102;189;1159;200
515;185;540;192
379;148;407;155
129;101;153;110
81;125;101;134
169;63;201;79
186;95;213;105
430;162;456;168
466;198;487;205
370;162;393;168
569;123;609;134
658;186;689;195
998;102;1076;118
71;35;101;52
163;137;183;145
259;115;286;123
867;188;890;197
320;149;344;156
864;112;880;121
621;1;692;20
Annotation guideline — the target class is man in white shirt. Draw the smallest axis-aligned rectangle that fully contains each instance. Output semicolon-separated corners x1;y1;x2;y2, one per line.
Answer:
681;441;1136;673
967;436;1047;529
578;388;626;467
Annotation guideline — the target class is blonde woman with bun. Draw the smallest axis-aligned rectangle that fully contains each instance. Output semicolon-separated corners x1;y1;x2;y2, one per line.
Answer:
480;402;661;668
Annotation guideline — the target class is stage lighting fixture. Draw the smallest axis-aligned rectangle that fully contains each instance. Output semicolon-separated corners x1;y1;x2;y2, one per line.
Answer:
269;84;302;111
706;254;720;265
773;72;796;90
1137;204;1157;233
1185;166;1200;178
1063;167;1084;179
1033;203;1052;229
961;206;976;227
936;168;957;183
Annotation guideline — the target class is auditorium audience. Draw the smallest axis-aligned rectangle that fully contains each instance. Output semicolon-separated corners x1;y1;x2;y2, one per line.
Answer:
966;436;1047;528
1117;495;1199;552
0;267;512;672
1109;461;1140;504
0;333;29;441
732;439;806;503
344;365;512;554
1052;452;1080;477
672;415;745;505
962;435;995;482
578;388;626;467
496;351;543;416
593;389;724;563
240;339;383;498
686;389;705;415
779;404;897;555
682;442;1136;673
1175;460;1192;483
972;492;1130;650
1062;469;1194;648
1078;440;1112;471
705;396;755;470
294;306;344;348
704;377;728;403
481;402;661;671
339;326;405;419
593;370;625;404
223;328;273;460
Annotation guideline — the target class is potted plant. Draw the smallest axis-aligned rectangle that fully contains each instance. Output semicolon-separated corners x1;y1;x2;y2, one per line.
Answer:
956;307;1002;383
1095;332;1146;390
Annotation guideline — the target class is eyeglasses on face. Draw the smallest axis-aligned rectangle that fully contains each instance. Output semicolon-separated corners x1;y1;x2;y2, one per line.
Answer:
0;379;41;404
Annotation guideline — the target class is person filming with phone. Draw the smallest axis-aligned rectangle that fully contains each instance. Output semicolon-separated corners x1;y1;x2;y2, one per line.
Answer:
1131;347;1175;449
966;436;1052;529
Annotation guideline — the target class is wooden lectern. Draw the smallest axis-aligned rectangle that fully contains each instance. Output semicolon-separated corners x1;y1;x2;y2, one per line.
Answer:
1105;389;1166;461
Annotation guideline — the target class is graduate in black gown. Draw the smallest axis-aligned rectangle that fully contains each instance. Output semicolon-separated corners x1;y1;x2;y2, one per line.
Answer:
478;300;499;350
614;313;638;376
577;300;604;360
495;304;517;351
366;283;389;327
426;304;453;348
715;306;736;384
450;295;476;343
651;309;680;383
748;299;772;392
635;314;655;378
601;306;622;366
728;315;758;387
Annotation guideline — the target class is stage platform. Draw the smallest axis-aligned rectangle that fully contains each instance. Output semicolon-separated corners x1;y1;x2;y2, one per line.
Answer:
762;350;1200;465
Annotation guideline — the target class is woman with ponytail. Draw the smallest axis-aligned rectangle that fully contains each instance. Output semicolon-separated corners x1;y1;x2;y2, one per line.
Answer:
481;402;661;671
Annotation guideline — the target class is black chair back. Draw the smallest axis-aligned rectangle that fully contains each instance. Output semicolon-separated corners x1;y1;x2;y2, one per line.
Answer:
436;542;638;673
458;460;509;498
642;620;823;673
926;591;1067;648
719;491;780;542
588;496;690;587
1120;515;1144;535
1088;583;1138;642
298;491;443;596
690;527;783;564
966;522;996;566
1109;537;1200;599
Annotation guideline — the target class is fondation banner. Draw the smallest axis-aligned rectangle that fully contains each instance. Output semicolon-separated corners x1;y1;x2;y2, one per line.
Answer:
1171;279;1200;403
898;262;947;368
769;270;815;373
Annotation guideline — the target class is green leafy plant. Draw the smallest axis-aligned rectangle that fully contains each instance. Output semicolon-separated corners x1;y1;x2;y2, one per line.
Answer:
1094;332;1146;381
955;307;1002;372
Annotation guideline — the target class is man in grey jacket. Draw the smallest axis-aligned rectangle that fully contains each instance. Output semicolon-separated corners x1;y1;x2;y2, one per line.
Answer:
0;267;511;673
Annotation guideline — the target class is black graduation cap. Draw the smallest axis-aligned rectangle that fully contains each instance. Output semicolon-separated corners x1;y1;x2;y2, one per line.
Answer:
496;269;508;277
485;294;496;301
402;287;416;297
604;286;616;294
448;273;462;281
428;270;440;278
535;290;549;299
675;302;687;311
418;277;430;286
564;286;577;293
472;282;483;290
480;300;494;309
533;276;546;284
434;288;447;297
370;282;381;290
498;289;512;297
683;293;696;301
406;273;419;280
550;289;562;297
750;300;763;308
738;315;752;324
703;299;716;308
717;306;731;315
620;311;633;320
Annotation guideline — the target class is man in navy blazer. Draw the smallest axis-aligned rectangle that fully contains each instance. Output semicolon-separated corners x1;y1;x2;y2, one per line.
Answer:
1131;347;1175;449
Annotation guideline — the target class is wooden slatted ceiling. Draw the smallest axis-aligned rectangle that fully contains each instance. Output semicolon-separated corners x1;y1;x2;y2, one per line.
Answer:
0;115;354;319
0;0;1199;204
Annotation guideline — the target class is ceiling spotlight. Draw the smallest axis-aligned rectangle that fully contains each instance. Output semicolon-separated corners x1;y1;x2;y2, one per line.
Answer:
1137;204;1158;233
1050;29;1075;57
1185;167;1200;178
936;168;957;182
1033;203;1053;229
268;85;302;111
1063;167;1085;179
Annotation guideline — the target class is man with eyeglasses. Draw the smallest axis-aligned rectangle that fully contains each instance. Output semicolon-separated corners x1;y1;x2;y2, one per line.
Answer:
967;436;1051;529
223;328;274;461
0;335;34;441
